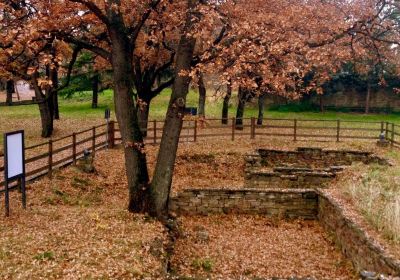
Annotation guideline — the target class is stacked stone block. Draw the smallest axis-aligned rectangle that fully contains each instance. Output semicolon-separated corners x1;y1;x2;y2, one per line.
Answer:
244;147;389;189
169;189;318;219
318;191;400;276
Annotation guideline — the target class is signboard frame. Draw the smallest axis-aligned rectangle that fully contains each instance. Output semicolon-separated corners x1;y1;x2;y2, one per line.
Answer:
3;130;26;216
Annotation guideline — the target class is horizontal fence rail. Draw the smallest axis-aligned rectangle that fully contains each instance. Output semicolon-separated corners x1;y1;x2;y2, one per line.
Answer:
124;118;398;146
0;117;399;193
0;123;109;192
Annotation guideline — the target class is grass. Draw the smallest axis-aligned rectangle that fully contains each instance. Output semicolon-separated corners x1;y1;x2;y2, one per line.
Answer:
33;251;55;261
1;88;400;146
341;160;400;244
191;258;214;272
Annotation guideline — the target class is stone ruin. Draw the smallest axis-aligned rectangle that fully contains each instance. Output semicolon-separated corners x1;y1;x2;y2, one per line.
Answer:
169;147;400;277
244;147;389;189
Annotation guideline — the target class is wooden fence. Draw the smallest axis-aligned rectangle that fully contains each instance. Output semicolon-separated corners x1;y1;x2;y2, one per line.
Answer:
125;117;400;148
0;123;111;192
1;117;399;193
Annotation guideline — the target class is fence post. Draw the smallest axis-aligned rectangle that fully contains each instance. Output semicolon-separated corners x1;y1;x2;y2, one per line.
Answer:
251;117;256;139
391;123;395;148
294;119;297;142
153;120;157;144
108;121;115;148
48;140;53;178
72;133;77;165
92;126;96;157
380;121;384;134
194;120;198;142
231;117;236;141
336;120;340;142
385;122;389;140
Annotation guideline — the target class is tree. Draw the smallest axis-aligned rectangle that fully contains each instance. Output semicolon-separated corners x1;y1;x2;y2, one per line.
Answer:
206;0;400;123
133;39;176;136
257;94;266;125
235;86;255;129
2;0;399;219
6;79;14;105
0;2;84;136
58;51;114;109
0;0;196;217
92;71;99;109
221;80;232;125
197;73;206;117
149;0;200;216
0;40;68;136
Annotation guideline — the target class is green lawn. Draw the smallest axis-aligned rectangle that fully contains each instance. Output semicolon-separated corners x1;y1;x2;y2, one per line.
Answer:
152;89;400;123
2;88;400;122
1;88;400;145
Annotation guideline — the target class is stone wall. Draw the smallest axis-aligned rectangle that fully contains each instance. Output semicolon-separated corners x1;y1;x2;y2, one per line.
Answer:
245;170;336;189
247;147;386;169
244;147;388;189
169;189;318;219
169;188;400;276
310;88;400;112
263;87;400;112
318;192;400;276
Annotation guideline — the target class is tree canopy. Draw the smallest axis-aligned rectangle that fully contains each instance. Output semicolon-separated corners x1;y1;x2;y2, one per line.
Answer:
1;0;400;218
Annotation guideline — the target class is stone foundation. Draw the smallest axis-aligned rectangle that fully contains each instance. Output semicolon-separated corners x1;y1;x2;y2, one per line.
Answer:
169;188;400;276
169;189;318;219
245;168;337;189
318;191;400;276
245;147;388;189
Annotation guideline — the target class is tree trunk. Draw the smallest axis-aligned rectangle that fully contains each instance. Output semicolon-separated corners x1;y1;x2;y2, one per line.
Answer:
109;28;151;214
52;93;59;119
222;81;232;124
51;69;59;120
257;94;265;125
92;72;99;109
319;95;324;112
150;0;198;218
39;99;54;137
32;76;53;138
198;73;206;117
137;100;150;137
235;87;246;130
365;82;371;114
6;80;14;106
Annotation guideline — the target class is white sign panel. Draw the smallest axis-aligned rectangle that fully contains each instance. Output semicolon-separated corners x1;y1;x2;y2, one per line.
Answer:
6;132;24;179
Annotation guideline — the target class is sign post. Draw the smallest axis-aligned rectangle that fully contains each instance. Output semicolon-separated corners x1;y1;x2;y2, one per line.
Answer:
3;130;26;216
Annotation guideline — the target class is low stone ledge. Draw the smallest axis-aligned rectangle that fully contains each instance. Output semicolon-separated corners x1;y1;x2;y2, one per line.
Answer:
246;147;389;169
169;187;400;276
169;188;318;219
245;172;334;189
244;148;389;189
317;190;400;276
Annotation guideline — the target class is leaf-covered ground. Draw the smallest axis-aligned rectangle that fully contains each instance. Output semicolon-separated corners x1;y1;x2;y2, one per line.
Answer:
168;137;390;194
0;150;168;279
0;137;397;279
170;215;356;279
